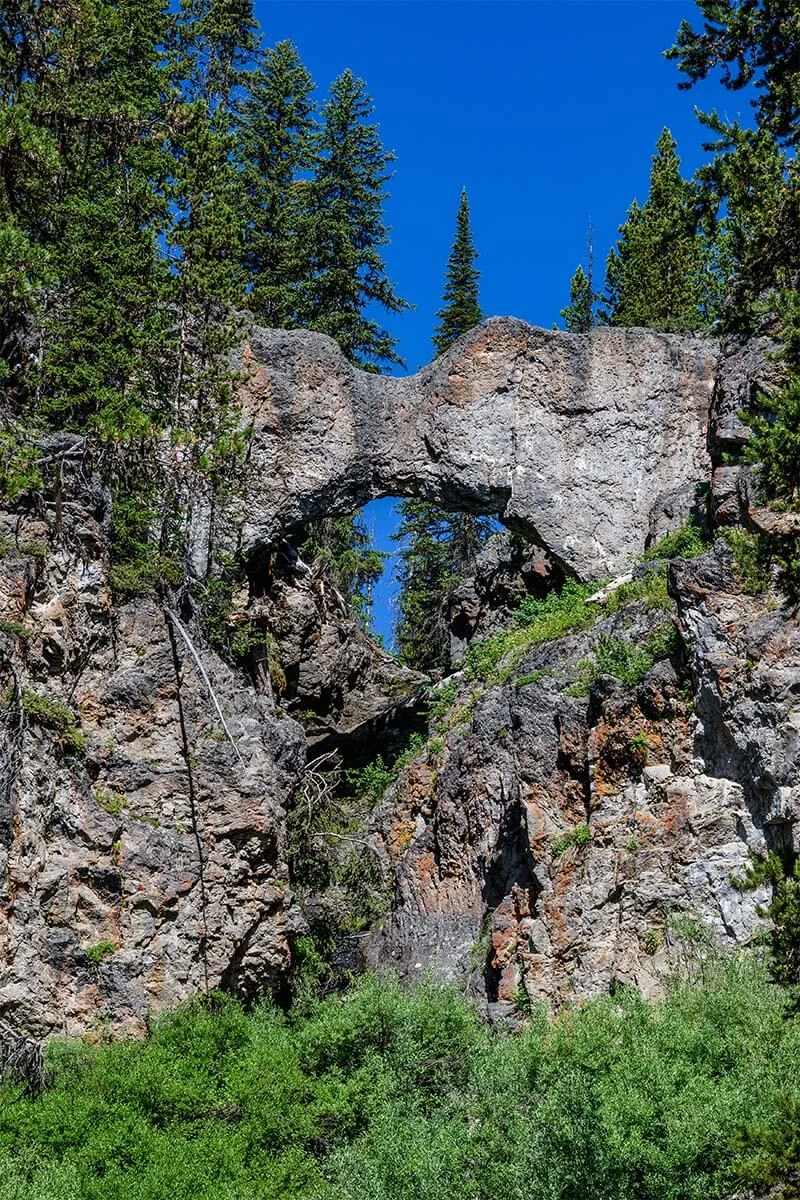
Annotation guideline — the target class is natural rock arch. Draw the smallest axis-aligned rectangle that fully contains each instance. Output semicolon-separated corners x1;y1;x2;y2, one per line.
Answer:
237;317;719;580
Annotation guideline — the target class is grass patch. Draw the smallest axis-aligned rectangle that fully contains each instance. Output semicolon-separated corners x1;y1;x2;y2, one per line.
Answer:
93;787;126;818
644;515;711;561
568;623;677;696
21;690;84;753
720;527;773;594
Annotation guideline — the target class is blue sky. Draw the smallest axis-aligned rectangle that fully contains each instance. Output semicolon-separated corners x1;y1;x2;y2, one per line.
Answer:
257;0;746;647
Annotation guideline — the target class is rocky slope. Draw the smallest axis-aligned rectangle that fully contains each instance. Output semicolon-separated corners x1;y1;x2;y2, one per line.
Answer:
0;319;792;1037
366;546;799;1016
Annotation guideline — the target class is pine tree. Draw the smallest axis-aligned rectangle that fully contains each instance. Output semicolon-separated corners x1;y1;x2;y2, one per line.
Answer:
432;188;482;355
395;189;490;671
561;265;594;333
666;0;800;149
603;129;708;332
303;69;409;370
235;40;315;328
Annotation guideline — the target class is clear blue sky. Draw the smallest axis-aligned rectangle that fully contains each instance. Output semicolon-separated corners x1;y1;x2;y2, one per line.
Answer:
256;0;747;648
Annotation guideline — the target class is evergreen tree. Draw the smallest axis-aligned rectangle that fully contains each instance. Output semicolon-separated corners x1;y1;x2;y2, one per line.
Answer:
666;0;800;148
303;69;409;370
235;40;315;328
561;265;595;332
395;189;490;671
603;128;708;331
298;513;386;626
667;6;800;333
432;188;482;355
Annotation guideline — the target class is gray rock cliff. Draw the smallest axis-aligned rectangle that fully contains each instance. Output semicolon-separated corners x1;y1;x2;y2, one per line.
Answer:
0;318;789;1036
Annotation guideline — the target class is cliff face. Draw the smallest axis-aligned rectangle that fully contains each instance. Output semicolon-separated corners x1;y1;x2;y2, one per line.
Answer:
0;444;306;1037
0;320;791;1036
365;547;799;1015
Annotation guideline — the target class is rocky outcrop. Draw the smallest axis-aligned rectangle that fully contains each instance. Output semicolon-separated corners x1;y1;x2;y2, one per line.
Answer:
0;448;306;1038
248;543;426;757
237;319;720;580
366;547;794;1017
0;318;789;1037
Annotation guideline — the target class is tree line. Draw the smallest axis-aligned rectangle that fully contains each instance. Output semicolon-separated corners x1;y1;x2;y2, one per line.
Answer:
2;0;800;677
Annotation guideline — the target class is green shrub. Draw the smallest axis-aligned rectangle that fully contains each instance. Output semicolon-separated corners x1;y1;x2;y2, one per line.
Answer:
644;515;710;561
570;623;677;695
85;941;116;966
720;527;773;593
93;787;126;818
22;690;84;753
551;823;592;854
1;960;793;1200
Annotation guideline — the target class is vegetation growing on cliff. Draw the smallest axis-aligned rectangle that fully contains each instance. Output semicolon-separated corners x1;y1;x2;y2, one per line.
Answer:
1;959;798;1200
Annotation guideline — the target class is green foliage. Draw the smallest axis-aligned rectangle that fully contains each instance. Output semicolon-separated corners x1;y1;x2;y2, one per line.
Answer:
1;961;797;1200
629;730;650;767
345;734;426;803
85;941;116;967
432;188;483;355
235;40;315;327
464;579;597;685
21;690;84;754
736;851;800;990
299;513;387;625
604;129;711;331
516;669;546;689
394;501;494;672
644;516;710;561
302;69;409;370
732;1092;800;1198
551;823;592;855
720;527;773;593
743;379;800;507
93;788;126;819
666;0;800;149
427;679;459;723
735;379;800;602
570;624;677;695
0;431;42;502
560;264;595;332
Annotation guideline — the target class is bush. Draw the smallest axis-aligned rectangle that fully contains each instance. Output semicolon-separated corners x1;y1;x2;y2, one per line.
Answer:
551;823;592;855
1;962;795;1200
569;624;677;695
21;690;84;753
644;516;710;561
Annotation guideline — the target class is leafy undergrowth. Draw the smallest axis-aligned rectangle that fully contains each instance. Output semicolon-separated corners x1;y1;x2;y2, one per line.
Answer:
0;960;798;1200
460;568;671;691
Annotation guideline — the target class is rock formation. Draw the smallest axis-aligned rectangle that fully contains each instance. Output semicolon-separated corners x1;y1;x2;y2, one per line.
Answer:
0;317;790;1036
366;546;798;1015
238;318;719;579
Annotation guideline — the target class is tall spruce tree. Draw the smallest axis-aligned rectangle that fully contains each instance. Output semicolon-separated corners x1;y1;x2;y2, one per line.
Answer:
303;69;408;370
235;40;315;327
0;0;174;434
395;189;491;671
432;188;482;355
603;128;708;331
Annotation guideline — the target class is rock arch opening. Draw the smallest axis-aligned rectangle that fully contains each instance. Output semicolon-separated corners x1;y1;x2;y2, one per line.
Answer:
237;317;717;583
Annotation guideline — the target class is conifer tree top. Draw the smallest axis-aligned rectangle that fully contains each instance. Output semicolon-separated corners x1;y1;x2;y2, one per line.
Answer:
433;188;483;356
